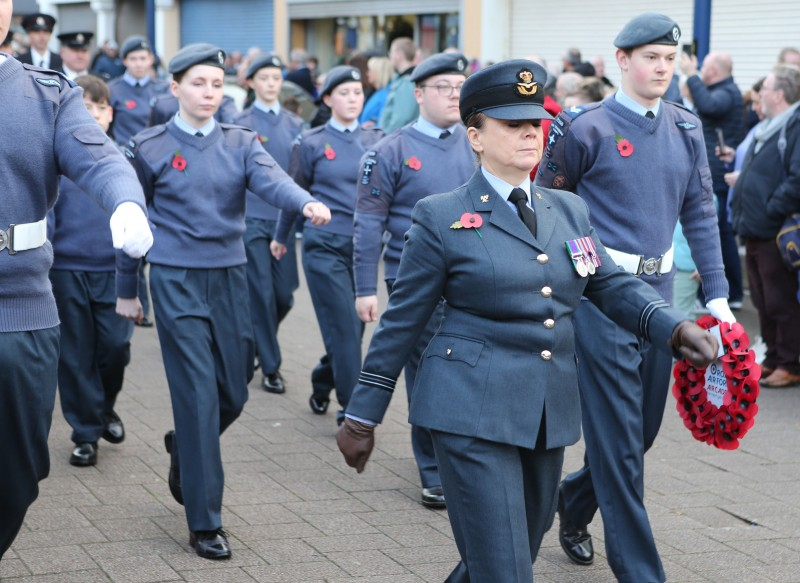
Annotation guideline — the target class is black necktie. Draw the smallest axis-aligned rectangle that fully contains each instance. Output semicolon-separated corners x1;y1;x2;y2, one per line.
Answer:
508;187;537;238
439;130;451;139
194;131;203;138
645;110;655;119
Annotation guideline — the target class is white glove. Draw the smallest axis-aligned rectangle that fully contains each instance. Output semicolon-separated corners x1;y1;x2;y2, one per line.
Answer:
706;297;736;324
109;201;153;259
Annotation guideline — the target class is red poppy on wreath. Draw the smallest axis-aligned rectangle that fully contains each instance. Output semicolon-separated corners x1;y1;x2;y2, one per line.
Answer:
614;133;634;157
450;212;483;238
323;143;336;160
171;150;188;175
404;156;422;171
125;99;137;110
671;315;761;450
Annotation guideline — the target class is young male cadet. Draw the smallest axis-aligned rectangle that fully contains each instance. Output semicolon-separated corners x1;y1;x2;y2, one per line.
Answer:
0;0;152;555
108;35;168;145
234;54;305;394
352;51;475;508
535;12;735;583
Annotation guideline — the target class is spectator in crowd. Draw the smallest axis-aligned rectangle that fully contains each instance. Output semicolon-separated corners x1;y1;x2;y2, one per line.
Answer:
58;31;93;79
681;51;744;309
562;76;607;109
671;221;701;318
778;47;800;67
562;47;582;72
91;39;125;80
728;65;800;388
379;37;419;130
554;71;582;107
285;48;316;98
359;55;393;128
346;51;374;101
572;61;596;77
16;12;61;71
591;55;615;88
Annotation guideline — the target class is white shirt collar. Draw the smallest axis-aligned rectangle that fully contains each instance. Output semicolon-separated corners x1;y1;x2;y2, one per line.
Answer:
329;118;359;133
254;100;281;115
31;48;49;67
615;87;661;118
174;113;217;137
123;71;150;87
62;65;88;80
412;115;460;139
481;166;531;202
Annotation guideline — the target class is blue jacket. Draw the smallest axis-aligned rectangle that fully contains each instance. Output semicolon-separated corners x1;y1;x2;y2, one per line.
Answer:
347;169;685;450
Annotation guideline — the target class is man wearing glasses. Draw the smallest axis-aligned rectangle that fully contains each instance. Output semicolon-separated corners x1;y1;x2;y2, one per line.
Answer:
352;52;476;509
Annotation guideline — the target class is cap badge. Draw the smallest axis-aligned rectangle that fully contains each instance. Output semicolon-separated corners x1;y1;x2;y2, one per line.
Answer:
352;70;361;81
515;69;538;97
36;17;45;26
457;58;466;71
672;26;680;41
217;51;224;64
76;33;85;43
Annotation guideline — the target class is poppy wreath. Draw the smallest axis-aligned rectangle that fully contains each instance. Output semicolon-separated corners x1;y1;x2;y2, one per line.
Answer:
672;315;761;450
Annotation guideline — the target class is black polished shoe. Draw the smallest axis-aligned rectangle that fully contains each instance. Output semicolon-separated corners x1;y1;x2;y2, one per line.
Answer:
309;394;330;415
421;486;447;509
189;528;231;560
164;430;183;505
69;442;98;466
557;490;594;565
262;371;286;394
102;411;125;444
136;316;154;328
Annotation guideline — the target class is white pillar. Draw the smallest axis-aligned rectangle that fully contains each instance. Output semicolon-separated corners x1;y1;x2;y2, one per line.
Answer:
91;0;117;44
480;0;509;64
155;0;176;59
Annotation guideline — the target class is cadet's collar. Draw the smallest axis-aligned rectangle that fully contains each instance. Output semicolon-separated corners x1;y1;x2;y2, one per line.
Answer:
329;118;359;133
174;113;216;137
123;71;150;87
413;115;459;139
254;100;281;116
615;87;660;118
62;65;87;80
480;166;530;202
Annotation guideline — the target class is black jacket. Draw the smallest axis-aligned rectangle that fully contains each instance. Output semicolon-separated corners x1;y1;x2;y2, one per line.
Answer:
687;75;743;193
730;109;800;239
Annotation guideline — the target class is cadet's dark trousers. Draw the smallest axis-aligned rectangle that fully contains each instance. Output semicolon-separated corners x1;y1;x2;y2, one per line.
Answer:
0;327;59;558
244;217;298;375
433;428;563;583
745;238;800;374
302;229;363;410
150;265;253;532
51;270;133;444
560;300;672;583
716;189;743;303
386;278;443;489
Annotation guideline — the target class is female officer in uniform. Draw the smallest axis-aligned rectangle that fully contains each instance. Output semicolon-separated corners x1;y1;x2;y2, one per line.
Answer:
335;59;718;582
271;66;384;425
124;43;329;560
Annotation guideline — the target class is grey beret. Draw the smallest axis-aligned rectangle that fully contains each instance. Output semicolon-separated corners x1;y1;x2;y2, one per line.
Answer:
246;54;285;79
121;35;151;59
320;65;361;97
410;52;469;84
459;59;553;123
168;43;226;75
614;12;681;50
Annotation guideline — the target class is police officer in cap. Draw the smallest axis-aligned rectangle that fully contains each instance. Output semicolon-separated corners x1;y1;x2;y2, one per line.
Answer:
58;30;94;79
536;13;734;582
337;58;719;582
17;12;62;71
352;51;475;509
1;0;152;557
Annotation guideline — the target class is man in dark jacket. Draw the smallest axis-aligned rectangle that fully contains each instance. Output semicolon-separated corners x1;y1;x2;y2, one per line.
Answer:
729;65;800;388
681;51;745;307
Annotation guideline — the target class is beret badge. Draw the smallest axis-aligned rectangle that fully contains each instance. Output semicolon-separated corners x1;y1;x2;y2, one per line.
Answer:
515;68;538;97
672;26;680;41
217;51;224;65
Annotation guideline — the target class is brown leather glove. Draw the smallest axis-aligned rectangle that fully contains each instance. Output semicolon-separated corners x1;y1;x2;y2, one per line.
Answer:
335;417;375;473
671;321;719;368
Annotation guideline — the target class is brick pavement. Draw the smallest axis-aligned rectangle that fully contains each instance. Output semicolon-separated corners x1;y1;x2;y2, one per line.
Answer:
2;248;800;582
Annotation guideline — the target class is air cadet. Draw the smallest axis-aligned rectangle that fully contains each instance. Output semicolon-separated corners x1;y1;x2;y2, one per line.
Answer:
234;54;304;394
108;35;168;146
148;91;238;126
57;31;93;79
48;74;140;468
336;58;718;583
1;0;152;556
16;12;61;71
352;51;475;509
271;66;384;426
124;43;330;560
534;13;735;582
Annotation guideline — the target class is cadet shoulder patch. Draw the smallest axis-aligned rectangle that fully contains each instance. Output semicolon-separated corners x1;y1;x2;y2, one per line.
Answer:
564;105;586;118
675;121;697;130
35;77;61;89
361;155;378;185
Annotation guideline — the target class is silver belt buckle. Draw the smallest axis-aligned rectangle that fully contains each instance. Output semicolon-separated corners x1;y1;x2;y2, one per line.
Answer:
0;225;12;254
638;254;662;276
